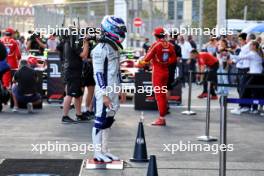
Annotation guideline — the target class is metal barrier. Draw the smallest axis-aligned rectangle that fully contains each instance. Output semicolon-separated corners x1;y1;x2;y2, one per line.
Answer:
219;97;264;176
219;95;227;176
181;71;196;115
197;81;218;142
189;71;264;175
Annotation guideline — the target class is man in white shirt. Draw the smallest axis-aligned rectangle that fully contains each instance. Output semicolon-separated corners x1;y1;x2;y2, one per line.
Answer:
230;33;255;115
178;35;193;86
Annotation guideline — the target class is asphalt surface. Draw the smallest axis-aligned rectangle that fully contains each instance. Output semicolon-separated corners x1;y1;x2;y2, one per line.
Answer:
0;85;264;176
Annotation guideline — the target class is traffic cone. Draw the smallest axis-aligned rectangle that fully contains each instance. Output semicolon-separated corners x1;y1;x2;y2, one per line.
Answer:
130;116;149;162
147;155;158;176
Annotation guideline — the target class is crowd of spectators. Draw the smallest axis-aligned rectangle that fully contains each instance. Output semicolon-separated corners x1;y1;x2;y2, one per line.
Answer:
156;32;264;116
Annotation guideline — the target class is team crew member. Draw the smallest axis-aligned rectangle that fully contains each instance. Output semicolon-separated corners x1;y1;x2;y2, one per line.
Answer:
167;31;181;110
0;28;21;89
82;41;96;118
190;50;219;100
61;35;90;123
140;27;177;126
92;16;127;162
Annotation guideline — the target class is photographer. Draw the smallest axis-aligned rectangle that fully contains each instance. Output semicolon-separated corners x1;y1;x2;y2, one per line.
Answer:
61;33;90;123
12;60;41;113
82;41;96;118
26;31;47;55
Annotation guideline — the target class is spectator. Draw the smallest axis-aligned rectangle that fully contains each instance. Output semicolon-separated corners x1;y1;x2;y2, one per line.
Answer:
142;38;150;54
18;36;27;54
190;50;219;100
187;35;198;82
204;35;218;56
247;33;256;43
178;35;193;86
47;33;59;51
216;39;230;96
230;33;251;115
256;36;262;44
0;27;21;89
188;35;197;49
12;60;41;113
229;41;263;114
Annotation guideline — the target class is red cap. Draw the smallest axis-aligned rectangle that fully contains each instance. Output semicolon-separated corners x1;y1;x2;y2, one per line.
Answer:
153;27;165;36
27;57;38;66
5;27;15;35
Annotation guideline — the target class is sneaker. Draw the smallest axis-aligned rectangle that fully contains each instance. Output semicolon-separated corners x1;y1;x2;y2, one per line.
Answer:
27;103;33;113
76;114;91;122
230;107;250;115
211;95;218;100
260;113;264;116
62;116;77;124
250;110;259;114
230;108;241;115
240;107;250;113
12;107;19;112
83;111;95;119
197;93;208;99
151;118;166;126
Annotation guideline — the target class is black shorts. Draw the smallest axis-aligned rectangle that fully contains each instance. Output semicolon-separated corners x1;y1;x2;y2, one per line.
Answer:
66;78;83;98
82;73;95;87
82;62;95;87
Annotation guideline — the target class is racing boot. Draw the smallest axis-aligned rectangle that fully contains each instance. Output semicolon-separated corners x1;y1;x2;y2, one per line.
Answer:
102;128;120;161
92;127;112;163
151;117;166;126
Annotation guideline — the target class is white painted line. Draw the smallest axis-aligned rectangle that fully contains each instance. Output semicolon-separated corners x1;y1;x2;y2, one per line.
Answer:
120;104;236;109
43;103;237;110
79;159;85;176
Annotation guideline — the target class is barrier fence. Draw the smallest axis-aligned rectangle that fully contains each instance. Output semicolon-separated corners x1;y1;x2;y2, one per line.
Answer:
183;70;264;176
197;81;217;142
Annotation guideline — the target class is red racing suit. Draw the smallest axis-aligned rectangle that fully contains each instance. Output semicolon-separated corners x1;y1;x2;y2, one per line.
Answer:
1;36;21;88
144;39;177;117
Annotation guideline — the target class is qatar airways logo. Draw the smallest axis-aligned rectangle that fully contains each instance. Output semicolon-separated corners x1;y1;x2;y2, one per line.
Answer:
4;7;34;16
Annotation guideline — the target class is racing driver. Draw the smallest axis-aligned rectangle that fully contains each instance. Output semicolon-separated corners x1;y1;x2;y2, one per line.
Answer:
91;15;127;162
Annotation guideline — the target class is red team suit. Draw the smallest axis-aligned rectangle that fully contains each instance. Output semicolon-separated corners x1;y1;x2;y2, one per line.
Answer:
144;38;177;117
1;36;21;88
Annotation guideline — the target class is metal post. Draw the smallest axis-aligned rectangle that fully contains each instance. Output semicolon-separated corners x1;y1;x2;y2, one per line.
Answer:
105;0;109;15
198;0;204;50
182;71;196;115
197;81;218;142
219;95;227;176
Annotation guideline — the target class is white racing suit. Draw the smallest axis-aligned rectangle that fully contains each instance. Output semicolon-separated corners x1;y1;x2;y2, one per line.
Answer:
92;42;121;162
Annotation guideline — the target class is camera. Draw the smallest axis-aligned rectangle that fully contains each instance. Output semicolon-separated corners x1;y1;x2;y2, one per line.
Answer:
29;32;40;41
